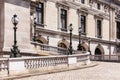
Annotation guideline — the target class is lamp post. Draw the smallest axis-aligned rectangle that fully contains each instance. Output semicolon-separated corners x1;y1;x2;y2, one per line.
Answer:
69;24;73;55
47;36;49;44
10;14;21;58
77;27;83;51
88;38;91;55
33;18;37;42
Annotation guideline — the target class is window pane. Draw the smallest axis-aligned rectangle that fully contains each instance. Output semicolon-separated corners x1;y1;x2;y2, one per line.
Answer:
97;3;100;10
81;0;85;4
81;15;86;33
97;20;101;37
117;22;120;39
36;3;44;24
61;9;67;31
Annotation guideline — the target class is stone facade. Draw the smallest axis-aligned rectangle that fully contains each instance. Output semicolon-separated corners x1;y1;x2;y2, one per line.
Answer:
0;0;120;59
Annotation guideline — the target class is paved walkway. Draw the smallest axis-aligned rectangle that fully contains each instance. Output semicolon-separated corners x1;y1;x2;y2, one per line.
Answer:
15;61;120;80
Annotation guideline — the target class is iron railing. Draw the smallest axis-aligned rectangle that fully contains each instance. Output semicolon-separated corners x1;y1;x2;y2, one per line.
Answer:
90;55;120;61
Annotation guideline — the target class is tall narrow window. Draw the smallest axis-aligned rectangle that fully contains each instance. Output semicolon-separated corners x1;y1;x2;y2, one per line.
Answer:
81;15;86;34
117;22;120;39
97;20;102;38
97;3;100;10
61;9;67;31
36;2;44;24
81;0;85;4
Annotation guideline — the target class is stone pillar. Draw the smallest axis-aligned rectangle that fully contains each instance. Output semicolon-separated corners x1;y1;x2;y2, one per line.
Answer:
109;8;112;41
0;0;4;57
112;10;116;40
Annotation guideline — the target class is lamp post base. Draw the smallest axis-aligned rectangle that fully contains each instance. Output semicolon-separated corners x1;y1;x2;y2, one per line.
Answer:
10;46;21;58
77;44;82;51
68;48;73;55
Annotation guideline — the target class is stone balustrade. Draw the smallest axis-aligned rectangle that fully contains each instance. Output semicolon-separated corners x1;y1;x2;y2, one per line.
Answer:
0;53;90;76
0;58;9;77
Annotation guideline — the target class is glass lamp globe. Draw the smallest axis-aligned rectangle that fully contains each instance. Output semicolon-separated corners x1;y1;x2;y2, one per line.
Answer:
11;14;19;25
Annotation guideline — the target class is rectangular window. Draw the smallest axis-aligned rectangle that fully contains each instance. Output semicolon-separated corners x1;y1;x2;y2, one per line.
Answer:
81;15;86;34
81;0;85;4
61;9;67;31
36;2;44;24
97;3;100;10
97;20;102;38
117;22;120;39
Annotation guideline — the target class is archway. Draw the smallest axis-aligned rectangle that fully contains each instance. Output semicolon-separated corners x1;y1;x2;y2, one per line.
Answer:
95;48;102;55
58;43;67;48
94;44;104;60
81;42;88;52
58;39;69;49
37;35;48;44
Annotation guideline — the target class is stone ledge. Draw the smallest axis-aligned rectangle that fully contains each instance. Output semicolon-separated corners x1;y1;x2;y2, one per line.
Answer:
0;61;98;80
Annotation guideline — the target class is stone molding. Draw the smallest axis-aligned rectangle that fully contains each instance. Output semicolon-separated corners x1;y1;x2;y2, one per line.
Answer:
36;27;117;45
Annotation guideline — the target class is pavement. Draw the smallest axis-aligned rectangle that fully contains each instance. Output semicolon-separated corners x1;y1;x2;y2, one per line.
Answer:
13;61;120;80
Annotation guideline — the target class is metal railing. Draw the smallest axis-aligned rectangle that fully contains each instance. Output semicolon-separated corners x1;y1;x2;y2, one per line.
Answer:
90;55;120;61
77;54;89;62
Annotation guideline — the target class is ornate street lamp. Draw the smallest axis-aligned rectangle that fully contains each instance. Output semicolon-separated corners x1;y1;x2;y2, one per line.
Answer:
77;27;83;51
10;14;21;58
88;38;91;55
69;24;73;55
33;18;37;42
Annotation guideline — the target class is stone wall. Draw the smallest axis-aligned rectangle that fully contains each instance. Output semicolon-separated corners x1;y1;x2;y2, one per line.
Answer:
3;0;36;55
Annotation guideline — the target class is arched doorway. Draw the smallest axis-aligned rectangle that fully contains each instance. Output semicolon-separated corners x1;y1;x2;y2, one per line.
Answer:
95;48;102;55
94;44;104;60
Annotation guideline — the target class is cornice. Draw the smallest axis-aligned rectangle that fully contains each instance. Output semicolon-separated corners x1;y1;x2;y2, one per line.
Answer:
66;1;109;20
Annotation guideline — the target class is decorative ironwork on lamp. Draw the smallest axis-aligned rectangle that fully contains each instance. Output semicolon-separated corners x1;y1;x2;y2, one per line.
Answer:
77;27;83;51
68;23;73;55
10;14;21;58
